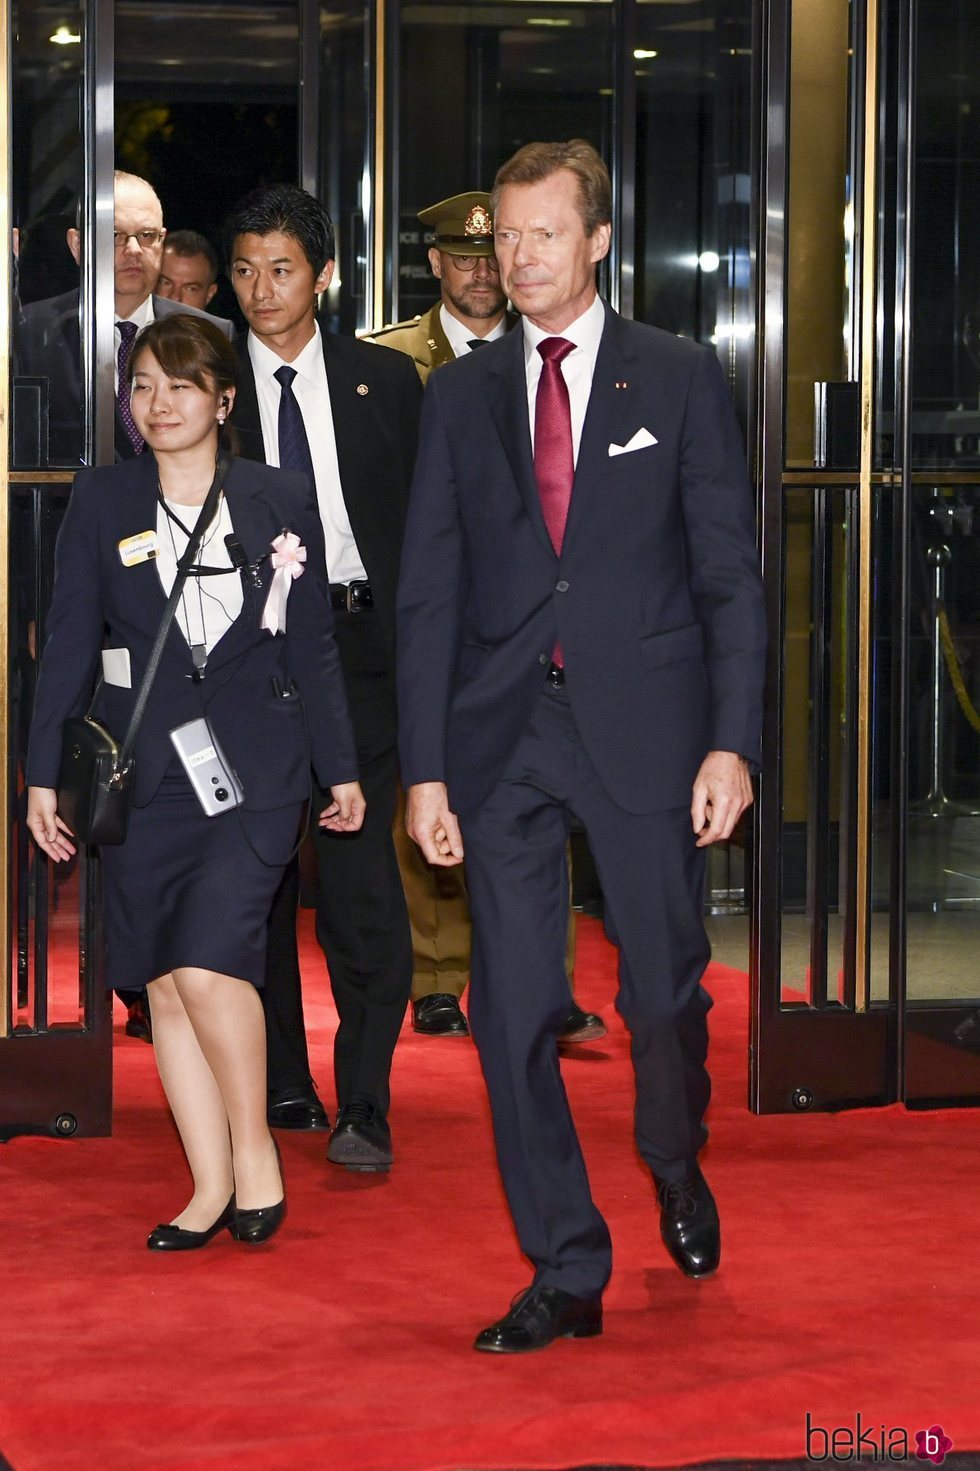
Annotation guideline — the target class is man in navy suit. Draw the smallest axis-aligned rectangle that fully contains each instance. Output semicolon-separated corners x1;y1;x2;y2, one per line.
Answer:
225;185;422;1170
15;171;234;468
397;141;766;1352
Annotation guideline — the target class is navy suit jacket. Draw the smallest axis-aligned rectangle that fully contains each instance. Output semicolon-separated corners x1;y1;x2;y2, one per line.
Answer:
233;324;423;651
15;291;235;465
26;454;358;809
396;302;767;817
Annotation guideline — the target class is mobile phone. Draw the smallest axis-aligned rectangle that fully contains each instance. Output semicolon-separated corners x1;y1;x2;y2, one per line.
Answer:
169;717;244;817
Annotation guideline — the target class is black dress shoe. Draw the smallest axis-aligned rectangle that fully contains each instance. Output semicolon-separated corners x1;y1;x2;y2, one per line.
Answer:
267;1087;330;1131
474;1284;602;1354
559;1004;607;1043
412;993;470;1036
125;998;153;1044
326;1096;393;1172
147;1196;235;1252
655;1165;720;1277
232;1143;286;1245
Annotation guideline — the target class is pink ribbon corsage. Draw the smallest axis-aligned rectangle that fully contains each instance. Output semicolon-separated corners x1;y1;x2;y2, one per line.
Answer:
261;530;307;634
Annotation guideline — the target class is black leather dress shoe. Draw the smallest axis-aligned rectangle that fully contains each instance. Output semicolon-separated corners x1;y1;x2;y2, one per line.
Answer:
147;1196;235;1252
559;1004;607;1043
412;993;470;1037
655;1166;720;1277
267;1088;330;1131
326;1097;393;1172
125;998;153;1044
474;1284;602;1354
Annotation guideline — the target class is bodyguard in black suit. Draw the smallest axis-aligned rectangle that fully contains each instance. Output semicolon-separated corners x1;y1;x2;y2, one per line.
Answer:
224;185;423;1169
398;142;767;1351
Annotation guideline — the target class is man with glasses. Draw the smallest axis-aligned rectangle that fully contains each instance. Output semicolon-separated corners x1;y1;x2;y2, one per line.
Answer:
15;170;234;1043
16;171;233;468
368;192;603;1046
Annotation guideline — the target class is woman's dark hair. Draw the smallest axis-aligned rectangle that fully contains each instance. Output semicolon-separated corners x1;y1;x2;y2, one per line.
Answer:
129;313;239;453
222;184;335;277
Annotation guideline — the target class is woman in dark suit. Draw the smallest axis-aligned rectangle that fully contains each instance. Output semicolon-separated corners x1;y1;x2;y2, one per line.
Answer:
25;314;364;1251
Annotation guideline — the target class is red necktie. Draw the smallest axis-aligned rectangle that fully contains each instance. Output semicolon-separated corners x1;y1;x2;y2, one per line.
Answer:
534;337;575;667
533;336;575;555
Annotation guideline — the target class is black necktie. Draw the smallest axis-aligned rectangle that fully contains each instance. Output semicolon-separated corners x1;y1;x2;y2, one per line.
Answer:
467;338;490;351
274;365;316;491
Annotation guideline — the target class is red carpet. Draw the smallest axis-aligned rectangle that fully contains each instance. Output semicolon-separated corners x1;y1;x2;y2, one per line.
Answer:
1;914;978;1471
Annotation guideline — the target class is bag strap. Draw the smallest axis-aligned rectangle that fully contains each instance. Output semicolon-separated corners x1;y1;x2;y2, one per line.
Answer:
112;454;229;781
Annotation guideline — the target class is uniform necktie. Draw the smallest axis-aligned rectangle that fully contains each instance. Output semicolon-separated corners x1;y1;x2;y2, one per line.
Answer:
534;336;575;667
467;337;490;351
116;321;144;454
273;365;316;491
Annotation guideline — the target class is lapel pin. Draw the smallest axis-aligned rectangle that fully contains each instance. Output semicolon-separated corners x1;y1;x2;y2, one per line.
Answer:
615;380;628;390
356;383;369;396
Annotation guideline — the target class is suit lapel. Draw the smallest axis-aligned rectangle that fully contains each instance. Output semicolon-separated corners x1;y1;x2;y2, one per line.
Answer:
563;304;639;550
232;338;267;464
488;326;556;559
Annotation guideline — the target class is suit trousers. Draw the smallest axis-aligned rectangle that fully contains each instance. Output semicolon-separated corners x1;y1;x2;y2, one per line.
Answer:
263;607;413;1113
392;787;579;1002
462;680;712;1300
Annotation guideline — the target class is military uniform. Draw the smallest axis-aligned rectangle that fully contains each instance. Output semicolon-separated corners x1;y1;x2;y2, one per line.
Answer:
366;304;454;386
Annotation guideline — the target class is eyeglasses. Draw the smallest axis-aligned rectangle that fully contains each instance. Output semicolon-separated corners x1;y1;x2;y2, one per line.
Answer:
113;229;165;251
450;254;500;273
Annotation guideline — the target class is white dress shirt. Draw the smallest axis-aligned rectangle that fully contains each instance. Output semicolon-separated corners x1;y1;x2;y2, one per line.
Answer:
114;294;155;393
439;303;509;358
247;323;367;586
522;293;606;467
155;494;243;656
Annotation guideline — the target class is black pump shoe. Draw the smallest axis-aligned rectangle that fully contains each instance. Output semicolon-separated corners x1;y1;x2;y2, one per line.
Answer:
232;1141;286;1244
231;1196;287;1245
147;1196;236;1252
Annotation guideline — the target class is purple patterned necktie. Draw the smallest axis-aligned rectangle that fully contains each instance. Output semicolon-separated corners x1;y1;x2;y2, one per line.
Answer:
534;337;575;666
116;321;144;454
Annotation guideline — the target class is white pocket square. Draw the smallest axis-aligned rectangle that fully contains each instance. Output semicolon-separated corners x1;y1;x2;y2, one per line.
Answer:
608;427;658;457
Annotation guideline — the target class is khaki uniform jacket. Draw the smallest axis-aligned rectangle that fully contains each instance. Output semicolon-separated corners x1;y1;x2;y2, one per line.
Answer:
364;303;454;384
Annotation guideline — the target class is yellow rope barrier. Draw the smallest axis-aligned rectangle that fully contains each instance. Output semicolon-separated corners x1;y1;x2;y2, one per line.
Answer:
939;606;980;734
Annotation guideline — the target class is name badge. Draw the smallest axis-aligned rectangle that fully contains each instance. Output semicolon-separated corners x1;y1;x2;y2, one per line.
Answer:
118;530;159;567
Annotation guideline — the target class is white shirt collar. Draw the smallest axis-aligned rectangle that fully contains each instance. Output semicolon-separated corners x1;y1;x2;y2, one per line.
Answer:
522;292;605;369
439;302;508;357
248;320;323;384
117;294;155;329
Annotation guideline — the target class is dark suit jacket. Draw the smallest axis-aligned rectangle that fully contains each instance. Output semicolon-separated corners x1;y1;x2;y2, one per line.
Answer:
14;291;235;466
232;325;423;650
396;301;767;817
26;453;358;809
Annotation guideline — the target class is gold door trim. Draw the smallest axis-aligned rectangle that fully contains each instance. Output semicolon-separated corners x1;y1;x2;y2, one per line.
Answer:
0;0;11;1035
855;0;880;1008
372;0;386;331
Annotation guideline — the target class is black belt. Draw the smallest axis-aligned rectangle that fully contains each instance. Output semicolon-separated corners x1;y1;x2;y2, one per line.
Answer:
546;663;565;687
329;579;373;613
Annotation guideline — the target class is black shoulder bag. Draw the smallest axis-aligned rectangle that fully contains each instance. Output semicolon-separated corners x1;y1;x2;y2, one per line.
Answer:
57;456;228;846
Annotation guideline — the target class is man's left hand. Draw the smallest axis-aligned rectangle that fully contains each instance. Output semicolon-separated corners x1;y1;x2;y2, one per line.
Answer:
691;751;753;847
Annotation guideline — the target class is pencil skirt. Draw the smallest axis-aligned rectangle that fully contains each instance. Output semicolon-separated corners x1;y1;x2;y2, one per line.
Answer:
99;766;304;991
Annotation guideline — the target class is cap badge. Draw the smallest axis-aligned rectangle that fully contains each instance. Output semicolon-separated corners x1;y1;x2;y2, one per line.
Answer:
464;203;493;237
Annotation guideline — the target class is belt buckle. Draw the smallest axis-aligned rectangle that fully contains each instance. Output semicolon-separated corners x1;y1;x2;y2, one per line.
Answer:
346;579;369;613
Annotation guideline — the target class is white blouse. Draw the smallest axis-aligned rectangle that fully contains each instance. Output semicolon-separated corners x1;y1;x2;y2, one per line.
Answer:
155;494;245;657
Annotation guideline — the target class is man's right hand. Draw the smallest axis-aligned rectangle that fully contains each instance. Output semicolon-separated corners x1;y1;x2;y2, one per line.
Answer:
406;781;464;866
